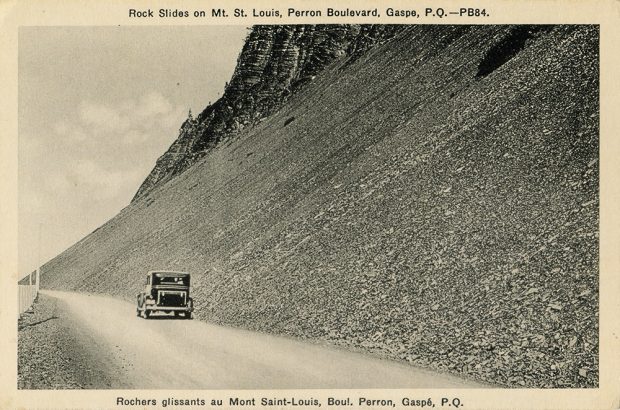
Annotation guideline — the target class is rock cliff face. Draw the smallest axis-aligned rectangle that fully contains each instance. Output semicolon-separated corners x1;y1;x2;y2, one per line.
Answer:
43;25;598;388
133;25;404;201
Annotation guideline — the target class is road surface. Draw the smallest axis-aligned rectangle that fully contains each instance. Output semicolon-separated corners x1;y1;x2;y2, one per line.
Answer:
35;290;486;389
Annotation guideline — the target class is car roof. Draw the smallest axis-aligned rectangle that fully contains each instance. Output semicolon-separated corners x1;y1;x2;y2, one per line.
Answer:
148;270;190;276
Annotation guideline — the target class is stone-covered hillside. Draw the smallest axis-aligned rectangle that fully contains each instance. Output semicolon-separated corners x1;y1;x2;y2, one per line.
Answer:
133;25;404;201
42;25;598;388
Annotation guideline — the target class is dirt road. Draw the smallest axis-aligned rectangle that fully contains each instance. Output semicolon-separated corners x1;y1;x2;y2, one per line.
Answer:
25;290;485;389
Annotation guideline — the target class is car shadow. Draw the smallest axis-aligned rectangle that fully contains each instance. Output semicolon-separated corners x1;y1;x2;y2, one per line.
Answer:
142;313;191;320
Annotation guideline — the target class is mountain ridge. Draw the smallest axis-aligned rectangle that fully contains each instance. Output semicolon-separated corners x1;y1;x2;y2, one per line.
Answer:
133;24;405;201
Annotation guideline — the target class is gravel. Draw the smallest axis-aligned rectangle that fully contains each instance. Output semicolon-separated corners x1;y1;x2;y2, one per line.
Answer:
18;294;122;389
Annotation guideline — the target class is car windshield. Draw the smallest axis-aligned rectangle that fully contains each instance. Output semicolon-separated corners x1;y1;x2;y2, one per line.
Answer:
152;273;189;286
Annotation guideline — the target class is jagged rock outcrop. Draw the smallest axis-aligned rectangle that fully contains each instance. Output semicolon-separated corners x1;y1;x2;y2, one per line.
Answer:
133;25;404;201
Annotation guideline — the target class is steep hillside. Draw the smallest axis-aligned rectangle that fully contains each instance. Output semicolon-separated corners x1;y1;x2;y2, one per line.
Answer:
133;25;404;200
42;25;598;388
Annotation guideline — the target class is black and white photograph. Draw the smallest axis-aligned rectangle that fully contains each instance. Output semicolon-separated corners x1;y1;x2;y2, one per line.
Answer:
3;1;619;408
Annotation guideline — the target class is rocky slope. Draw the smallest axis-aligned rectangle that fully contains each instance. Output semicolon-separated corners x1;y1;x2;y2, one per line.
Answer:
41;25;598;388
133;25;404;201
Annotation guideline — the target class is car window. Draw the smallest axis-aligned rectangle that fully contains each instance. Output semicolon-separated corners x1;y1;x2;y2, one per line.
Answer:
153;274;189;286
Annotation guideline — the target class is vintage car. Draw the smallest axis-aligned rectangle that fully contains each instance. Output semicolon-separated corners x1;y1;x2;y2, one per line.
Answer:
136;271;194;319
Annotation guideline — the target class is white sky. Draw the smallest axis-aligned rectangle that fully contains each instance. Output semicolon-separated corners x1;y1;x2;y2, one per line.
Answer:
18;26;248;276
